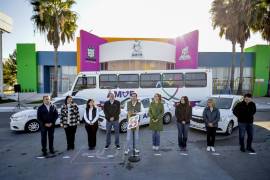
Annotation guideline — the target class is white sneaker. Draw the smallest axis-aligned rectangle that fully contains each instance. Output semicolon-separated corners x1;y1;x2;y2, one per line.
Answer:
211;147;215;152
124;149;130;155
152;146;156;150
207;146;211;152
156;146;159;151
135;149;140;153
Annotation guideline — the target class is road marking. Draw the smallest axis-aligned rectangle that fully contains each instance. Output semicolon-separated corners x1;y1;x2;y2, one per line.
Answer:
63;156;71;159
249;153;257;155
154;153;162;156
180;153;188;156
107;155;114;158
212;153;220;156
87;155;95;158
36;156;45;159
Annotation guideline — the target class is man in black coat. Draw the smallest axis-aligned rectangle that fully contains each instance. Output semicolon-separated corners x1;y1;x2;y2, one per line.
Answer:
37;96;59;156
233;93;256;153
103;92;121;150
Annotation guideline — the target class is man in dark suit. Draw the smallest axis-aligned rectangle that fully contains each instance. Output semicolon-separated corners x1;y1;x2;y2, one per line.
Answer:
103;92;121;150
37;96;59;156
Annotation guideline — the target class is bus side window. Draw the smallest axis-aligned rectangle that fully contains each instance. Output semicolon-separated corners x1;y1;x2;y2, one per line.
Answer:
185;72;207;87
118;74;139;89
99;74;118;89
162;73;184;88
140;74;161;88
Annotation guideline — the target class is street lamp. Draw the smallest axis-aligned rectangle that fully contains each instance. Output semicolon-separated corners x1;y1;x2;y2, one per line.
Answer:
0;12;13;95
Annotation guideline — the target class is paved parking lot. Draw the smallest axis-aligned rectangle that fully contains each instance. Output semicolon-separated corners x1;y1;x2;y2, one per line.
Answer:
0;111;270;180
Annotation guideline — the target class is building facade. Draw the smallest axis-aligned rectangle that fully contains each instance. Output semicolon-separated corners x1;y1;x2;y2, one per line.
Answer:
16;30;270;96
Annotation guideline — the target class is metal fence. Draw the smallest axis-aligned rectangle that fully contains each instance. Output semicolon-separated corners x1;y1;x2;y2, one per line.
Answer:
213;77;253;95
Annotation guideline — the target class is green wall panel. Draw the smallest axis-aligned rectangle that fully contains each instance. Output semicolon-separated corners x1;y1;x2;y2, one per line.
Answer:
245;45;270;96
16;44;37;92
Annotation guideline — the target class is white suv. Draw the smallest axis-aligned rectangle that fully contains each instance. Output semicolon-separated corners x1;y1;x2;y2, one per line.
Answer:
190;95;243;135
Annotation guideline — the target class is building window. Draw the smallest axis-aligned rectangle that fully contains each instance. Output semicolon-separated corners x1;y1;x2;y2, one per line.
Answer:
99;74;118;89
162;73;184;88
100;63;108;70
140;73;161;88
118;74;139;89
166;63;175;70
185;72;207;87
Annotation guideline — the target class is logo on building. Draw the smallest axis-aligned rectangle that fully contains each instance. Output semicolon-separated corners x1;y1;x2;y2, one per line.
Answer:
131;40;143;58
87;47;96;61
179;46;191;61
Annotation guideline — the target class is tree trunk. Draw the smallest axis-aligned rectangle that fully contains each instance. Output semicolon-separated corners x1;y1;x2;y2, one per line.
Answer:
237;44;245;95
51;48;58;98
230;42;236;94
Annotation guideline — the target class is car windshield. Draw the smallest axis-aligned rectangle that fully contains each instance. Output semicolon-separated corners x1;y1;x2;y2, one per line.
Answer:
197;97;233;109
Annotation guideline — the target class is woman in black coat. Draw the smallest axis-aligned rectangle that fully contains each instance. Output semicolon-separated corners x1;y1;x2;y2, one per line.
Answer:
60;96;80;150
84;99;100;150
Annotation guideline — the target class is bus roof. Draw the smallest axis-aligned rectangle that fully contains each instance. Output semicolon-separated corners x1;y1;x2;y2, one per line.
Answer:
77;69;212;76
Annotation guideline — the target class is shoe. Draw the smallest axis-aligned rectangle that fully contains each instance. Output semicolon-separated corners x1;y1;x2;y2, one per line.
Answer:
246;147;255;153
207;146;211;152
240;147;246;152
116;145;120;150
124;149;130;155
156;146;159;151
104;145;109;149
210;147;215;152
42;152;48;156
134;149;140;153
182;147;187;151
49;149;55;154
152;146;156;150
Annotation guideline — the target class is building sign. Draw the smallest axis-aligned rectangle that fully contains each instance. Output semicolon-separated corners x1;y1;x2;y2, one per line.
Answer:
179;46;191;61
131;40;143;58
87;47;96;61
174;30;199;69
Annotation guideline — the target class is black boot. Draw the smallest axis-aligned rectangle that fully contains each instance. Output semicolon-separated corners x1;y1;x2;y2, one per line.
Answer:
246;147;255;153
240;146;245;152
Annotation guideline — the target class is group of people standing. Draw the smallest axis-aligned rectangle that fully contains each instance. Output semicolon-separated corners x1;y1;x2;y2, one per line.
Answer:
37;92;256;157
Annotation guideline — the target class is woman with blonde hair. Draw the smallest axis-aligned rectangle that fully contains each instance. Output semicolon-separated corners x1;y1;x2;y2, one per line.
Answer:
203;98;220;152
149;93;164;151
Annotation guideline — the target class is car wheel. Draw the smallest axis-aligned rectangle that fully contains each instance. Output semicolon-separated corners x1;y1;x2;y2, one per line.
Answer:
226;121;234;135
25;120;40;132
163;113;172;124
119;119;128;133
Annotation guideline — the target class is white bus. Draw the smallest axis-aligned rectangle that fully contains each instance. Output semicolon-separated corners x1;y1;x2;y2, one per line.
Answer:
65;69;212;104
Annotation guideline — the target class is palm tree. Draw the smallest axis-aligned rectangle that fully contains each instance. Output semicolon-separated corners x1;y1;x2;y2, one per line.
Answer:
210;0;239;93
236;0;252;94
251;0;270;43
31;0;77;97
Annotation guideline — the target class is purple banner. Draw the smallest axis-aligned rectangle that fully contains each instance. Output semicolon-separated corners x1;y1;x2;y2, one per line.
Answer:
80;30;107;71
171;30;199;69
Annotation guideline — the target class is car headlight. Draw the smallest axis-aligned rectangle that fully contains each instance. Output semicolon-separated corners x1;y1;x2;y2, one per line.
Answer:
11;114;27;121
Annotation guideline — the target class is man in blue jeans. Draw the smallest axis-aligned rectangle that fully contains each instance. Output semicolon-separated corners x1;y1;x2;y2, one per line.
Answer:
103;92;121;150
233;93;256;153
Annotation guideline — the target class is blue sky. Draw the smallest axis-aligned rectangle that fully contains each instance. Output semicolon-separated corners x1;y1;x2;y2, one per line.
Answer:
0;0;267;58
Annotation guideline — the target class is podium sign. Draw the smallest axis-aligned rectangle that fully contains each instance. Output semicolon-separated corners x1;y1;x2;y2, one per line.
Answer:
127;115;139;130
